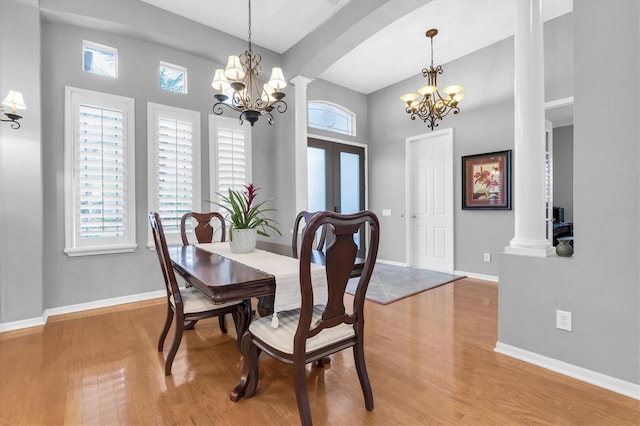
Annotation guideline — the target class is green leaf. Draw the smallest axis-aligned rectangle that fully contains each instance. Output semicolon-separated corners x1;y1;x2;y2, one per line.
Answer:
205;184;281;237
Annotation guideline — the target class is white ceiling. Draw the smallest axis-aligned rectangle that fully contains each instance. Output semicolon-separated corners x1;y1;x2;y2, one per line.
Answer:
140;0;573;94
139;0;352;54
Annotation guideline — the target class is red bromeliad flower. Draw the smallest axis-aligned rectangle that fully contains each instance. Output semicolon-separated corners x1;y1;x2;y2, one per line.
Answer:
244;184;258;210
212;183;282;238
243;184;259;222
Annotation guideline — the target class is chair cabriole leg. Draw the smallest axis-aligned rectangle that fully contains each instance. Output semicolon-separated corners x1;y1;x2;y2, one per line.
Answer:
158;305;173;352
293;360;313;426
165;310;185;376
353;343;374;410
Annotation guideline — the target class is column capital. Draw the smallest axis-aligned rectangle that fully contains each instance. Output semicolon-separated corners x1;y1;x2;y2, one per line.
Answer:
290;75;314;87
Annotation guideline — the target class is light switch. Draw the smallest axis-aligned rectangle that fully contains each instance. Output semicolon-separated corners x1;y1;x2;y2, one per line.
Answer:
382;209;391;217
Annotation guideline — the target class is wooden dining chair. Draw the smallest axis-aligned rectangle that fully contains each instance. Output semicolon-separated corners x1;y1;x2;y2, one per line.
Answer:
232;210;380;426
180;211;226;245
291;210;327;258
180;211;229;333
149;212;247;376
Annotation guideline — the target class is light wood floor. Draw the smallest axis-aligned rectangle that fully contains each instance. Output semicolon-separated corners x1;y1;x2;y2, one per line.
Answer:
1;278;638;425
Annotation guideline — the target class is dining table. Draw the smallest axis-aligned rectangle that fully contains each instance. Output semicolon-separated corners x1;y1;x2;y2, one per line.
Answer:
168;239;365;350
169;240;364;318
168;241;330;333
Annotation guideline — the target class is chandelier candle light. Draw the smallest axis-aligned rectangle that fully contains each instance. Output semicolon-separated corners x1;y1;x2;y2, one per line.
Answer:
211;0;287;126
401;29;464;130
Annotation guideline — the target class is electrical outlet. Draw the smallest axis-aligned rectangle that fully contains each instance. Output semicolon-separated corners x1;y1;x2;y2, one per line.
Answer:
483;253;491;262
556;310;572;331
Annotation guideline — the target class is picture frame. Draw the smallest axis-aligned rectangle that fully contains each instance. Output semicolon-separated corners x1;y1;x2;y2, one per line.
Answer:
462;150;512;210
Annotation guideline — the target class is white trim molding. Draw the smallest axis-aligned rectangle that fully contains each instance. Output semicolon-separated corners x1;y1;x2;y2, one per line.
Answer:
454;270;499;283
495;342;640;400
376;259;408;267
0;290;165;333
64;86;137;256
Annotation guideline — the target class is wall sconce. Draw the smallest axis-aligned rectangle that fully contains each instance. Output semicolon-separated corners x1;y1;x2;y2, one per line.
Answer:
1;90;27;129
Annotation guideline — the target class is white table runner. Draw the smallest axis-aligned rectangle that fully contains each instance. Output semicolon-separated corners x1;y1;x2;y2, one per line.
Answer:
196;242;328;326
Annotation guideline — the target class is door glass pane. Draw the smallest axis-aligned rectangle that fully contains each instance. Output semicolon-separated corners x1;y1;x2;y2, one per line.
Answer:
340;151;361;247
340;152;360;214
307;147;326;212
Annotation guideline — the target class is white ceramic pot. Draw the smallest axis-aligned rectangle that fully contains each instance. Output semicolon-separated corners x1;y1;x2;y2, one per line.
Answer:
229;228;257;253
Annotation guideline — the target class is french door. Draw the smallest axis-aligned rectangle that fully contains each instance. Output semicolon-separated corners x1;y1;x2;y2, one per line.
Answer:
307;138;366;255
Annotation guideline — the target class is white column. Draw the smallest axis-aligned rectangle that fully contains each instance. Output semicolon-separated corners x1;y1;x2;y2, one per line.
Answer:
290;75;314;215
505;0;554;257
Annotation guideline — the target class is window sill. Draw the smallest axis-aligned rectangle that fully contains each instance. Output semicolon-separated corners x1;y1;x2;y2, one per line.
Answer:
64;243;137;257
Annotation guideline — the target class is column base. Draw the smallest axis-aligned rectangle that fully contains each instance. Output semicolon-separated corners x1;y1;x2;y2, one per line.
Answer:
505;237;554;257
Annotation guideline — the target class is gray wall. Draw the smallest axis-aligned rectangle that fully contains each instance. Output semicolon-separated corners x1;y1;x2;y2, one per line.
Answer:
553;125;574;223
500;0;639;384
0;0;43;323
39;19;282;309
367;13;573;273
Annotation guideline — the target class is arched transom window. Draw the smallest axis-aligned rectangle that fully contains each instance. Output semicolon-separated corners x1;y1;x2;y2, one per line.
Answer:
307;101;356;136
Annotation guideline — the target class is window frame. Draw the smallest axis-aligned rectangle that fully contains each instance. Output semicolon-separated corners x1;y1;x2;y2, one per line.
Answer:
208;115;252;204
307;100;356;137
64;86;136;256
159;61;188;94
82;40;118;78
147;102;202;247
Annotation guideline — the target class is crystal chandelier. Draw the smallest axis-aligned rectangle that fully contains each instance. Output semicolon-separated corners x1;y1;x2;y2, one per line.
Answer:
211;0;287;126
401;29;464;130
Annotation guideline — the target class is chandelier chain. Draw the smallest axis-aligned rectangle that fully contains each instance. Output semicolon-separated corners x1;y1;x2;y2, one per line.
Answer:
247;0;252;52
430;35;434;68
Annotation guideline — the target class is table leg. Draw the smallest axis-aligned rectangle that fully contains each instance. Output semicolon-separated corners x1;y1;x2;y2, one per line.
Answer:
232;299;252;350
231;361;250;401
231;335;261;401
257;295;275;317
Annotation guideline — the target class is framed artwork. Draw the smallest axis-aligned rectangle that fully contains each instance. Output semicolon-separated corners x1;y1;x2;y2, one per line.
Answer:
462;150;512;210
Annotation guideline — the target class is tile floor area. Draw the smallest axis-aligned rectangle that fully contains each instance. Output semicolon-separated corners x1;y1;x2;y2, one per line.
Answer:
347;263;465;304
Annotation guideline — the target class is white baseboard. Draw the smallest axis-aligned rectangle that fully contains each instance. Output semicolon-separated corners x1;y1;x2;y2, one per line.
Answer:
495;341;640;400
455;270;499;282
0;316;46;333
0;290;165;333
377;259;407;267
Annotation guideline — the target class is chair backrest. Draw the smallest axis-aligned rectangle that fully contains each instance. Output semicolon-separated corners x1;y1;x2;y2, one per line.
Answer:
149;212;183;305
180;211;226;245
292;210;327;257
295;211;379;349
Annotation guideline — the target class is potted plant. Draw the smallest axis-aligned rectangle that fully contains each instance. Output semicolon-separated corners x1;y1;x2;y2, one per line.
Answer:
212;184;281;253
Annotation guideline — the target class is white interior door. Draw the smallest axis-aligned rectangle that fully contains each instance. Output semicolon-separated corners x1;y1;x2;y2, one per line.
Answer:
406;129;454;273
